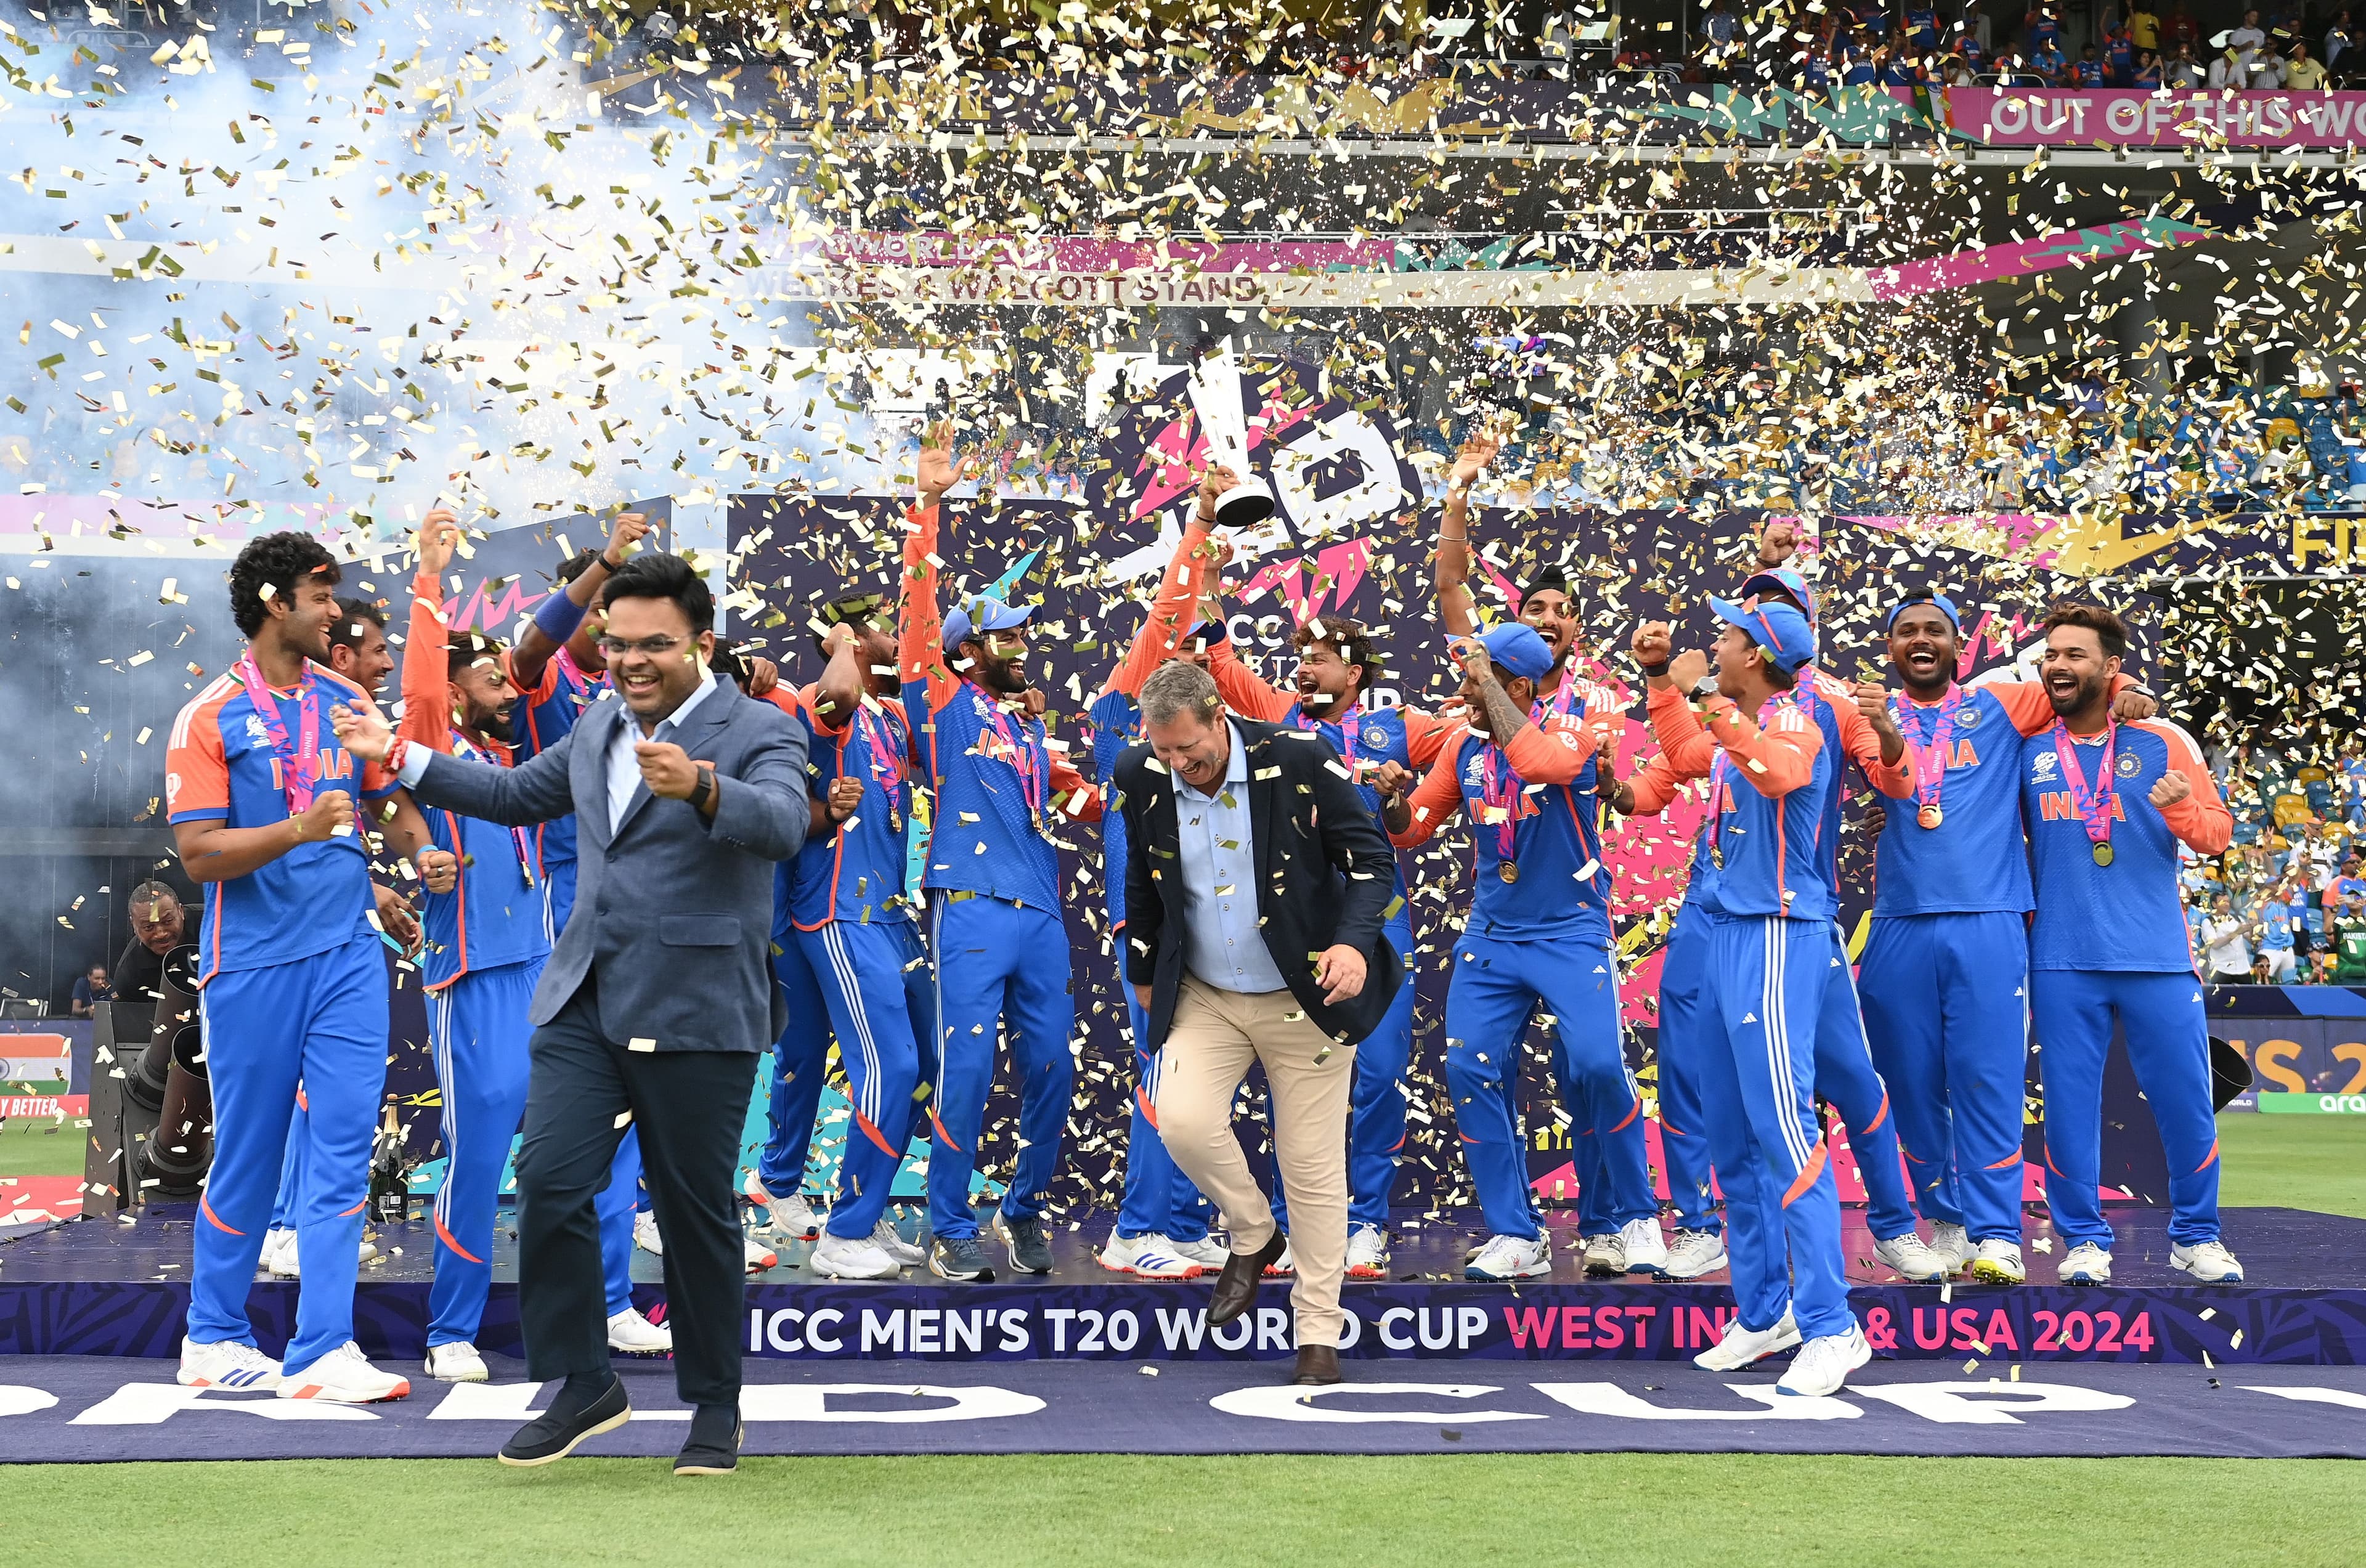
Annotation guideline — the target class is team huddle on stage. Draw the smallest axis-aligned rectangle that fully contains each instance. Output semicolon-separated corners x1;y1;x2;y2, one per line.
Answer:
162;423;2245;1405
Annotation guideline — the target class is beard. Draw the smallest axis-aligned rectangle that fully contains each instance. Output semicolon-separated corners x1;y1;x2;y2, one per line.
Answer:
474;706;516;744
2047;670;2109;717
974;652;1028;696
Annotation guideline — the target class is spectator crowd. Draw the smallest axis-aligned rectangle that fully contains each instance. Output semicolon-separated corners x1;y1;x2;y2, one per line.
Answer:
2188;736;2366;984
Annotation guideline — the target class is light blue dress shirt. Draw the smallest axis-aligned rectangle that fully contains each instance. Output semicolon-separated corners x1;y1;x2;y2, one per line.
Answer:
1174;721;1289;995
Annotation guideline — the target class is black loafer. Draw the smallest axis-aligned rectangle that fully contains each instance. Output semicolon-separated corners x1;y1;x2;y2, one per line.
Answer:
1292;1345;1342;1386
675;1416;744;1476
1207;1230;1288;1328
497;1373;629;1468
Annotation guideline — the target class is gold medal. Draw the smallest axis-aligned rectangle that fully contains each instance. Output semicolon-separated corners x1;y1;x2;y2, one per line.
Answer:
1499;861;1520;884
1709;845;1725;870
1916;804;1943;830
2092;841;2114;867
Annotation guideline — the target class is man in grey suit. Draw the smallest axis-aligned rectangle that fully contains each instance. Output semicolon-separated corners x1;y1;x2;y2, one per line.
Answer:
333;551;808;1474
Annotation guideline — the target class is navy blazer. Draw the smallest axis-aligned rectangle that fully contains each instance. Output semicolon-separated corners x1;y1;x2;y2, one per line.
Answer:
1117;718;1403;1052
407;681;810;1053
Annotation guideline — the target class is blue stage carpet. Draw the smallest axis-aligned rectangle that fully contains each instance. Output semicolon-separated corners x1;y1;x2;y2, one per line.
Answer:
5;1357;2365;1461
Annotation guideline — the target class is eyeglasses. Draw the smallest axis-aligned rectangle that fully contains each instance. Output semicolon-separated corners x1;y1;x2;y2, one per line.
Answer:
597;635;687;658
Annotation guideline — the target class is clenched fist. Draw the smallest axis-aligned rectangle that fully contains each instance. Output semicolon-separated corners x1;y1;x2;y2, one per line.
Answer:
2150;771;2192;808
824;776;864;823
295;790;354;843
417;847;459;895
633;739;705;801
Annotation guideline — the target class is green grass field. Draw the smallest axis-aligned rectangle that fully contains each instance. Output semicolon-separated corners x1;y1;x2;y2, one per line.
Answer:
0;1107;83;1181
10;1110;2362;1566
3;1453;2359;1568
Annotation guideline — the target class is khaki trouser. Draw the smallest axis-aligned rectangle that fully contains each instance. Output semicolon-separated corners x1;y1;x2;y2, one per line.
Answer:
1154;975;1356;1347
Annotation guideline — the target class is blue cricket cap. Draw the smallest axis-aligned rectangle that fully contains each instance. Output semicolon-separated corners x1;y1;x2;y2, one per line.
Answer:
1885;591;1963;635
942;596;1034;650
1476;622;1556;683
1740;567;1819;624
1709;596;1817;675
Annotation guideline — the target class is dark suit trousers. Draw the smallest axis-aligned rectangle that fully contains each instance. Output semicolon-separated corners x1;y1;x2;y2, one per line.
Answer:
517;975;759;1405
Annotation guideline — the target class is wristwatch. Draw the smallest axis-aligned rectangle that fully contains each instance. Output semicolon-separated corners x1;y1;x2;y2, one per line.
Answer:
1688;675;1720;704
687;763;717;811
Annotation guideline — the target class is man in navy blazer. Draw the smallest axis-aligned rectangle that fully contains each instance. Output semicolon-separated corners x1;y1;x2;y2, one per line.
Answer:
336;551;808;1474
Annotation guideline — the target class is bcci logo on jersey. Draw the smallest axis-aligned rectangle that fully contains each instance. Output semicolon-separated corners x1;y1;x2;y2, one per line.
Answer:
2031;751;2060;782
2116;754;2144;778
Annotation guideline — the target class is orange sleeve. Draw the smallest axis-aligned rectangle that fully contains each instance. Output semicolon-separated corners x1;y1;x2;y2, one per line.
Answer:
1401;707;1454;771
1626;756;1690;818
1646;684;1715;782
1105;521;1214;699
165;692;230;823
501;645;559;708
1206;636;1296;722
2150;723;2233;855
399;567;455;755
1502;714;1588;785
1703;695;1821;797
1829;693;1915;800
897;502;957;715
1389;737;1466;848
1047;749;1104;824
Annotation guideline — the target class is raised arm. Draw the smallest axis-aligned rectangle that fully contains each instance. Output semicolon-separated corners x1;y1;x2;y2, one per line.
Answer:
898;421;969;726
1434;429;1498;638
401;512;460;755
1104;485;1226;700
1831;677;1914;799
511;509;649;690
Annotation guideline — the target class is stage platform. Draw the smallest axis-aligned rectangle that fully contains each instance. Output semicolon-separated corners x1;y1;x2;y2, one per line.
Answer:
5;1204;2363;1368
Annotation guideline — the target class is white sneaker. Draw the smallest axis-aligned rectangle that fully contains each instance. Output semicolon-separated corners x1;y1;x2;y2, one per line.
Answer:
279;1341;410;1403
745;1174;821;1241
810;1230;901;1280
425;1341;489;1383
1466;1232;1551;1280
744;1233;779;1273
633;1211;664;1256
1097;1230;1198;1279
1619;1217;1670;1276
1928;1221;1972;1277
1875;1231;1948;1283
1694;1309;1801;1371
1263;1240;1295;1278
1967;1239;2027;1285
607;1307;672;1355
267;1231;301;1278
260;1227;296;1273
1168;1235;1231;1272
262;1231;376;1278
1777;1323;1873;1397
1664;1228;1728;1280
2170;1239;2245;1283
177;1335;282;1392
2060;1242;2113;1285
1581;1232;1627;1277
1345;1224;1391;1279
869;1217;926;1267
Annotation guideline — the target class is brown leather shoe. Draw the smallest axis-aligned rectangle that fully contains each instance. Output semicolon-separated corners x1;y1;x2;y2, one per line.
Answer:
1206;1230;1288;1326
1292;1345;1341;1386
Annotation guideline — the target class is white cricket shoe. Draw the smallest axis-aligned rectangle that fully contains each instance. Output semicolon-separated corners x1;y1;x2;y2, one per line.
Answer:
266;1231;376;1278
2170;1240;2245;1283
1967;1240;2027;1285
1619;1217;1670;1276
279;1341;410;1403
2060;1243;2113;1285
1263;1240;1296;1278
1168;1235;1231;1272
1663;1229;1728;1280
260;1227;296;1272
1581;1232;1627;1277
1345;1224;1391;1279
1927;1221;1972;1277
1875;1231;1948;1283
607;1307;672;1355
744;1174;821;1241
1777;1323;1873;1397
1098;1230;1198;1279
1466;1232;1552;1281
177;1336;282;1392
809;1230;901;1280
425;1341;489;1383
744;1233;779;1273
633;1211;664;1256
1694;1309;1802;1371
869;1217;926;1267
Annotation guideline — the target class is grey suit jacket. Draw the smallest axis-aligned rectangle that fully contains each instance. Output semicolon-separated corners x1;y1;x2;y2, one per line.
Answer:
407;681;810;1053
